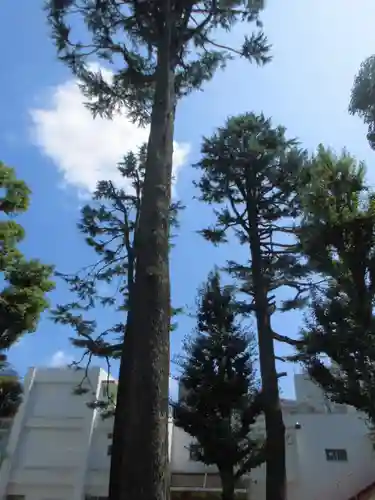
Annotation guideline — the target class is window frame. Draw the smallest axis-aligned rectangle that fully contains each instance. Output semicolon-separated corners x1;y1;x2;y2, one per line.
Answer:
189;443;202;461
325;448;348;462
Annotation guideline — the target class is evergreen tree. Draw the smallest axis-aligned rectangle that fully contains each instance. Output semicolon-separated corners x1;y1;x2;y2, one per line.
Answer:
0;161;54;356
46;2;270;498
172;271;264;500
53;147;182;495
349;55;375;149
194;113;308;500
293;148;375;422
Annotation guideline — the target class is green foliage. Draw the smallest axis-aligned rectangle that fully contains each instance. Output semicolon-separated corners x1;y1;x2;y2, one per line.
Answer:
194;113;313;500
297;146;368;276
293;149;375;421
194;112;309;323
349;55;375;149
172;271;264;499
298;145;366;227
0;372;23;418
0;162;55;353
53;146;183;363
46;0;271;123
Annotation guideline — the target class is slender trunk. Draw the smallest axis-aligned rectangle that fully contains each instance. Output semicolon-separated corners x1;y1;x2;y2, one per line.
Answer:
108;309;134;499
245;176;286;500
108;250;136;499
219;468;235;500
118;2;175;499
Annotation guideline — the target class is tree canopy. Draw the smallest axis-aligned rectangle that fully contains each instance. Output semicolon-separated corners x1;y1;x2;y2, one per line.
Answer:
293;148;375;422
47;0;271;123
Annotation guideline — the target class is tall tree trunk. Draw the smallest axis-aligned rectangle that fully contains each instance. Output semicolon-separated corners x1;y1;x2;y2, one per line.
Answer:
245;177;287;500
220;468;235;500
118;2;175;499
108;309;134;498
109;235;137;498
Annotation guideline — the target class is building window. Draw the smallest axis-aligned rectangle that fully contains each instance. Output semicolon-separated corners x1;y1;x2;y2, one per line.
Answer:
101;380;117;401
189;443;202;461
325;449;348;461
107;430;113;456
6;496;25;500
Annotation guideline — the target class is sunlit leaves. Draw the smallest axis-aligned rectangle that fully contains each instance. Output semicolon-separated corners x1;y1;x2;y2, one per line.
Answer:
0;162;55;353
294;151;375;422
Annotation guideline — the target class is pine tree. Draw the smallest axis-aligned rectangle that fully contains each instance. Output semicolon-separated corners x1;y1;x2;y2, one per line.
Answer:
53;147;182;496
292;147;375;422
46;3;270;498
194;113;309;500
0;161;55;355
54;145;182;359
349;55;375;149
172;271;264;500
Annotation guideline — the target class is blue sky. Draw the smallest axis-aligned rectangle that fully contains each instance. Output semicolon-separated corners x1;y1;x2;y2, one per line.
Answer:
1;0;375;399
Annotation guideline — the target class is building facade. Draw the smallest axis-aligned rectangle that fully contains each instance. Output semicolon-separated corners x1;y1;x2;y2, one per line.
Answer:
0;366;374;500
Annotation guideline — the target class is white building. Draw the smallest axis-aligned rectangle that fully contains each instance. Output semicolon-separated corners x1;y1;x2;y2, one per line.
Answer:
0;366;374;500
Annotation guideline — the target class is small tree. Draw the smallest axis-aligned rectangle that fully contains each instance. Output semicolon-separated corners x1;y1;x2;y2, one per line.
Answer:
46;2;270;497
194;113;309;500
0;161;54;354
293;148;375;422
173;271;264;500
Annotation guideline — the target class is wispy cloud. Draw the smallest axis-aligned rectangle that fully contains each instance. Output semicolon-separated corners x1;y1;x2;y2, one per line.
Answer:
49;350;73;368
30;65;190;197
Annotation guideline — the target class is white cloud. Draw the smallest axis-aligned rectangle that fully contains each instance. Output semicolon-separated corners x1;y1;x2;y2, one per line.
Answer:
30;66;190;197
49;350;73;368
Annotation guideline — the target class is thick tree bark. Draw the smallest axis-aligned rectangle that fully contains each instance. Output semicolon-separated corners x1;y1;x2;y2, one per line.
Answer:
116;3;175;500
220;468;235;500
245;176;287;500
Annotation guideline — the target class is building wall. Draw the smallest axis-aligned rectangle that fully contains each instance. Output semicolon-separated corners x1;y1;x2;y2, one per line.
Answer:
169;373;375;500
247;411;375;500
0;368;374;500
0;367;106;500
0;367;174;500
